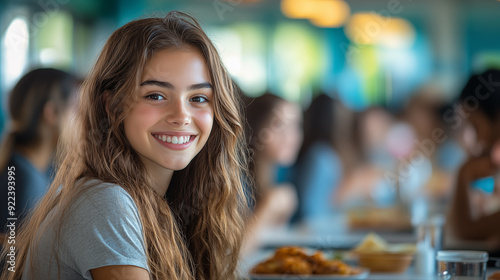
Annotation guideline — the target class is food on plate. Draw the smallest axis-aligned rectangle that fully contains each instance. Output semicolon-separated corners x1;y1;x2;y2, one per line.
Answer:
251;246;362;275
353;232;388;252
353;232;416;253
352;233;416;273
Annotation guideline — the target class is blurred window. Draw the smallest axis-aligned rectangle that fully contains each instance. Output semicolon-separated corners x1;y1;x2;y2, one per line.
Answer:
2;16;29;93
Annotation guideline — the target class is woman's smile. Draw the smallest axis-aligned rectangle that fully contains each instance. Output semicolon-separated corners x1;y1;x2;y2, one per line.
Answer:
152;132;197;150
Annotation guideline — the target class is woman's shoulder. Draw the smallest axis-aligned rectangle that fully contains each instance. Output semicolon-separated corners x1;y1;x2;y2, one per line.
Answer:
30;180;148;279
78;179;134;200
70;179;139;218
59;179;144;247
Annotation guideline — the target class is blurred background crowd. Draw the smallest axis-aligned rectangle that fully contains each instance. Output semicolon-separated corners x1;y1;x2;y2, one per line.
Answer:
1;0;500;258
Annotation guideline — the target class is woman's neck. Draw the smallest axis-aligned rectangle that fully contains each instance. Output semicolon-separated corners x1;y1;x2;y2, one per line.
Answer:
142;159;174;196
152;171;173;196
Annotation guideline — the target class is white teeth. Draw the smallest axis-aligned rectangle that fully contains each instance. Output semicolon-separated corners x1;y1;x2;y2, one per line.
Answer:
155;134;192;144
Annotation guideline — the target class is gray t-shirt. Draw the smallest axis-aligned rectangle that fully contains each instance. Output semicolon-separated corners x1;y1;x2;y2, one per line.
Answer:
22;182;149;279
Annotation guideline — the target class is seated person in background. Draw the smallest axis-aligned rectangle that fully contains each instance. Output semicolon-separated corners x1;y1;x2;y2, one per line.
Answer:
400;88;466;201
335;106;397;207
0;68;78;239
447;69;500;253
293;94;343;223
243;93;303;254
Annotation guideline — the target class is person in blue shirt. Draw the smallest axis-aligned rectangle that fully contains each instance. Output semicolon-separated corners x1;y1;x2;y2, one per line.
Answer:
0;68;78;235
293;94;343;223
446;69;500;256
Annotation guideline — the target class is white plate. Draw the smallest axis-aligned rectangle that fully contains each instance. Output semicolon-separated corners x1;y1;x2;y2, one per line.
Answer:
249;268;370;280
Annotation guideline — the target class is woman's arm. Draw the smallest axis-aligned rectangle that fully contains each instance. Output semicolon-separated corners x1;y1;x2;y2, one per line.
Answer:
91;265;150;280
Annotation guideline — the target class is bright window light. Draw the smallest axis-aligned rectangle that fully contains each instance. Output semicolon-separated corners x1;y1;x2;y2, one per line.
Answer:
2;17;29;92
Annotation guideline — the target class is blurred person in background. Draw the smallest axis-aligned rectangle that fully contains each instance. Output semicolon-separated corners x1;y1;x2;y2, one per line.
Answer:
292;93;343;223
0;68;79;239
242;93;302;254
331;99;360;175
400;89;466;202
335;106;397;208
446;69;500;255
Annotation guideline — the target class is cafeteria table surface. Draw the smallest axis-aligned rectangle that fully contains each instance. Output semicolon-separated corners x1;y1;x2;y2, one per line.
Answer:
240;249;499;280
239;213;499;279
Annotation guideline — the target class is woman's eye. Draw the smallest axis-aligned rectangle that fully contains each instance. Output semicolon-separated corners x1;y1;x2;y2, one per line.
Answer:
145;93;165;101
190;96;209;103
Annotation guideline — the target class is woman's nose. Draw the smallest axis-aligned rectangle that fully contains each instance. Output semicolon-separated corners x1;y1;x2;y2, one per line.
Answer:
166;100;191;126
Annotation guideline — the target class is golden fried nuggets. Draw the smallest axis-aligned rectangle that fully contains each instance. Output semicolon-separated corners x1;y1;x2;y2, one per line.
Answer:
251;246;361;275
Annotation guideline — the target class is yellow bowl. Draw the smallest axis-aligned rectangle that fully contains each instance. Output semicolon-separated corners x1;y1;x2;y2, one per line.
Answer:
356;252;414;273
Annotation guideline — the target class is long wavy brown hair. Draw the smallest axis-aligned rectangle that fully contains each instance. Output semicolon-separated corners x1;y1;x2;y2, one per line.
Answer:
1;11;250;280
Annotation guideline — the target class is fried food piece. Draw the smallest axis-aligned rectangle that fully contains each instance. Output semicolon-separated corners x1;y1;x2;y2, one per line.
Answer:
315;259;350;275
274;246;309;260
306;251;326;273
308;251;326;263
251;246;358;276
279;256;313;274
251;259;281;274
250;255;312;274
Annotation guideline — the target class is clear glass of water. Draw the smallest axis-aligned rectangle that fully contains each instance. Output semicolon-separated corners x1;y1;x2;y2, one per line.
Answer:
436;250;488;280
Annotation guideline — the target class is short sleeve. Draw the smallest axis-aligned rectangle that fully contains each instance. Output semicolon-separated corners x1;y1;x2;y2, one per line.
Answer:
60;184;149;279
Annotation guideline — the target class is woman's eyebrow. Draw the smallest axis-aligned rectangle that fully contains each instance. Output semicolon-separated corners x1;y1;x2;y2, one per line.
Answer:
140;79;174;89
140;80;213;91
188;82;213;91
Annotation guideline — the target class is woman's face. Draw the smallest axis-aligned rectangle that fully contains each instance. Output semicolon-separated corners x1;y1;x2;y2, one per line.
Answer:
124;47;214;173
261;101;303;165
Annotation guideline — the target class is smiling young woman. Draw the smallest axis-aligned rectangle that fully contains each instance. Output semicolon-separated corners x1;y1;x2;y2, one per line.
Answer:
0;12;250;280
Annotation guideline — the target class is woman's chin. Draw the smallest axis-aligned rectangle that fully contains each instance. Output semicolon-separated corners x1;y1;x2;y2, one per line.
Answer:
162;161;190;171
